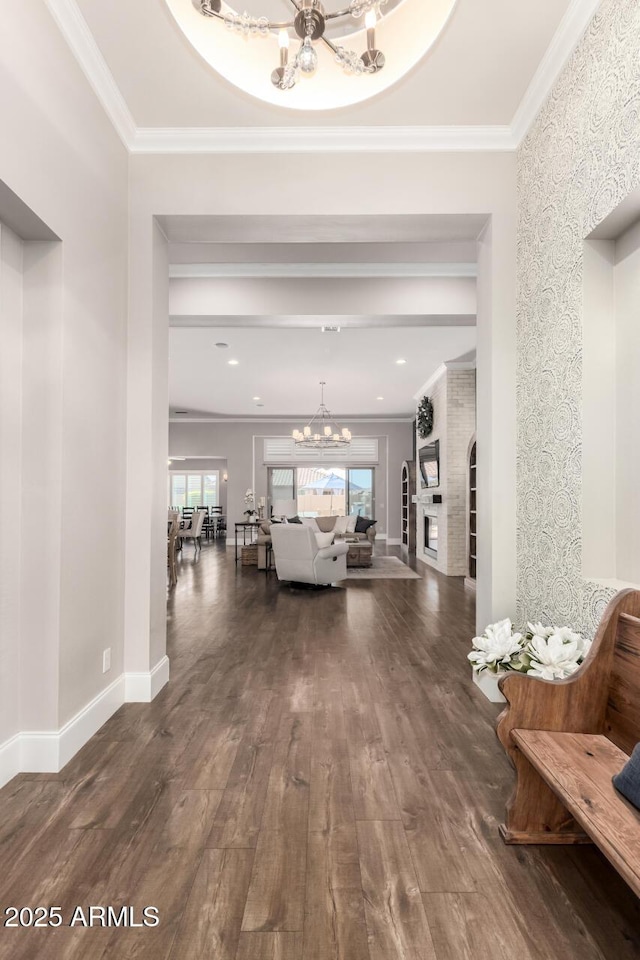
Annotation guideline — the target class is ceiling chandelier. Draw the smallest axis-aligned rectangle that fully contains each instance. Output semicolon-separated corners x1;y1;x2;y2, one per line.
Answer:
293;382;352;449
195;0;388;90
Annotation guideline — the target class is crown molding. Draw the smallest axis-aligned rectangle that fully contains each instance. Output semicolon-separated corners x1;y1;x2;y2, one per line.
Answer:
169;262;478;279
48;0;601;155
44;0;136;148
412;357;476;400
132;125;516;154
511;0;603;144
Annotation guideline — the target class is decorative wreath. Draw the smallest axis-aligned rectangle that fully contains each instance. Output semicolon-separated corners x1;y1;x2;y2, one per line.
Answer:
417;396;434;439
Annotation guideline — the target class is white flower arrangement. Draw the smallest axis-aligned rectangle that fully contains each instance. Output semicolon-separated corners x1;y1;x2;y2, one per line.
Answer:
469;619;591;680
244;488;257;518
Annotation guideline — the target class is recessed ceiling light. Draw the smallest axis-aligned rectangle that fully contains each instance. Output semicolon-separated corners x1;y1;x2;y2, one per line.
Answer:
396;359;407;365
215;342;229;349
321;325;341;333
256;403;264;408
252;396;261;401
376;396;385;401
228;359;239;366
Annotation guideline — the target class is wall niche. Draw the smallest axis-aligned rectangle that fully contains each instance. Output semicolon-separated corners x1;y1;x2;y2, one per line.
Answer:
583;188;640;588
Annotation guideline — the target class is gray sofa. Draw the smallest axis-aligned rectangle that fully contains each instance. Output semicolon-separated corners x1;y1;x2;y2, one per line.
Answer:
257;515;376;570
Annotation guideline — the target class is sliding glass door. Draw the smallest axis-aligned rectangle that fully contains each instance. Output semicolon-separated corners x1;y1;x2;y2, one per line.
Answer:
348;469;374;517
267;466;374;518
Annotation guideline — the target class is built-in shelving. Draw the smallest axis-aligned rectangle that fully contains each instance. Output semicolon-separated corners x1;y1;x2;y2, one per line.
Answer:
401;460;416;556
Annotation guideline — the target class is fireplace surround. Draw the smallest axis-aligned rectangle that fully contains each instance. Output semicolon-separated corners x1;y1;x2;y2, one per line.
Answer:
424;515;438;559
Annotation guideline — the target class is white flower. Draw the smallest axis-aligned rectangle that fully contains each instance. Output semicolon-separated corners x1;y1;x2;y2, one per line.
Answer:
527;621;554;639
468;619;524;674
578;636;592;660
551;625;589;654
526;634;582;680
244;488;255;504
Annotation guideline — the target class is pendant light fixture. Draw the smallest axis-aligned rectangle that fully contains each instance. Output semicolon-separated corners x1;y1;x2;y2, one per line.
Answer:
292;382;352;449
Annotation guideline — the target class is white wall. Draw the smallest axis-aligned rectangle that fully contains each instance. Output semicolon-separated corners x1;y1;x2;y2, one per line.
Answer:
614;224;640;584
582;239;617;579
169;275;476;318
0;225;23;748
583;224;640;587
0;0;129;776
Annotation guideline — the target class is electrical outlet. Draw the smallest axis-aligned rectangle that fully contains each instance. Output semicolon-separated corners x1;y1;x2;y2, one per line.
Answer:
102;648;111;674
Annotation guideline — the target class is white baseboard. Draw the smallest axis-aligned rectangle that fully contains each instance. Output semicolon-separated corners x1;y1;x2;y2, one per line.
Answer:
386;538;402;546
0;656;171;789
0;734;21;790
125;655;170;702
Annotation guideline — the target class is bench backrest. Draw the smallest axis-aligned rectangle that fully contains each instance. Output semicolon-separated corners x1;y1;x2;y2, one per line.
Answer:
605;606;640;754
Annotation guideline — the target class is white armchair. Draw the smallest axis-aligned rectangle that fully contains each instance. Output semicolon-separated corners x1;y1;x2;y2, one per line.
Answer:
270;524;348;586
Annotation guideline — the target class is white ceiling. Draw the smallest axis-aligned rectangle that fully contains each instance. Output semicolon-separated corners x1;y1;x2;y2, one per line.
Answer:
74;0;573;128
168;324;476;418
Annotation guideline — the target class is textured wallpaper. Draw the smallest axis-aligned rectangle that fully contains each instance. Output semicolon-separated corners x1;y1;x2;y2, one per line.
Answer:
517;0;640;634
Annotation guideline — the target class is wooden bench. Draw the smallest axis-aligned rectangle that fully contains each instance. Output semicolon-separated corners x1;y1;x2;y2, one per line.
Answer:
497;588;640;898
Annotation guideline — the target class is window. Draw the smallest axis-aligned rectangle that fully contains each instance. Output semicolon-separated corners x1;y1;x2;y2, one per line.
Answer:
169;472;219;509
267;467;374;518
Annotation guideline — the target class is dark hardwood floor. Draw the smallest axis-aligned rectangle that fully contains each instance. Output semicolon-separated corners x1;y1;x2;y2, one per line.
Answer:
1;541;639;959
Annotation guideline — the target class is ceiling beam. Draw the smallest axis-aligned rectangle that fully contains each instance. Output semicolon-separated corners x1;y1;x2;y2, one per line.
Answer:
169;275;476;318
169;314;476;328
169;262;477;280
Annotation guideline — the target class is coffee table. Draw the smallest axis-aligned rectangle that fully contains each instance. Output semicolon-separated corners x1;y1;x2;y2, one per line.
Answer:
344;540;373;568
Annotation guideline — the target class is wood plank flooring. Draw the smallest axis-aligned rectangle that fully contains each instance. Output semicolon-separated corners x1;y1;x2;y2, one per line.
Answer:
1;541;639;959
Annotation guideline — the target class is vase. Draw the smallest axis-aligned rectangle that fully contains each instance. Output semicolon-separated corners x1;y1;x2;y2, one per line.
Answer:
472;669;507;703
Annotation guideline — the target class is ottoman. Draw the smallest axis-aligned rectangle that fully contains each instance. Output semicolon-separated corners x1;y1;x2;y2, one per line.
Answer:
345;540;373;568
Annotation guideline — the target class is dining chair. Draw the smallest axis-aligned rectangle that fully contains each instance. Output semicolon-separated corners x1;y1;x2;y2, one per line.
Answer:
167;511;179;587
178;508;206;553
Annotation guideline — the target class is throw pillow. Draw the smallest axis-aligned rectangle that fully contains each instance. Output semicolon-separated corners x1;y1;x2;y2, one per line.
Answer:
612;742;640;810
355;516;377;534
345;515;357;533
333;516;349;535
315;532;335;549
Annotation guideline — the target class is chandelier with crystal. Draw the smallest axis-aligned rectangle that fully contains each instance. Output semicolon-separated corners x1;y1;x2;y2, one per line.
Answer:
195;0;388;90
293;382;352;449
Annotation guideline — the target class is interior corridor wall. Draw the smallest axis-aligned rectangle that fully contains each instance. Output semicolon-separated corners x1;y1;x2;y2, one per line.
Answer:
0;1;129;738
516;0;640;635
0;225;23;749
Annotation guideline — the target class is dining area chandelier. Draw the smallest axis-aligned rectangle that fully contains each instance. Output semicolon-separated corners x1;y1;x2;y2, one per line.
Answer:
292;382;352;449
196;0;387;90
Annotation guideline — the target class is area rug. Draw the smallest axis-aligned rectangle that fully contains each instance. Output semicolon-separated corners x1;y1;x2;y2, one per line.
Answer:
346;557;421;580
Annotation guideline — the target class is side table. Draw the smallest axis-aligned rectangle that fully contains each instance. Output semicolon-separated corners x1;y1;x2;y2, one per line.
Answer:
234;521;261;564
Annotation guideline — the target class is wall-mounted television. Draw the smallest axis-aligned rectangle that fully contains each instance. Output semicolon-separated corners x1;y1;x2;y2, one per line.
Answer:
419;440;440;488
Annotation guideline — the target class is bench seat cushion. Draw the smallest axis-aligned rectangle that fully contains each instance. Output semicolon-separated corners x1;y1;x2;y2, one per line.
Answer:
512;729;640;898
